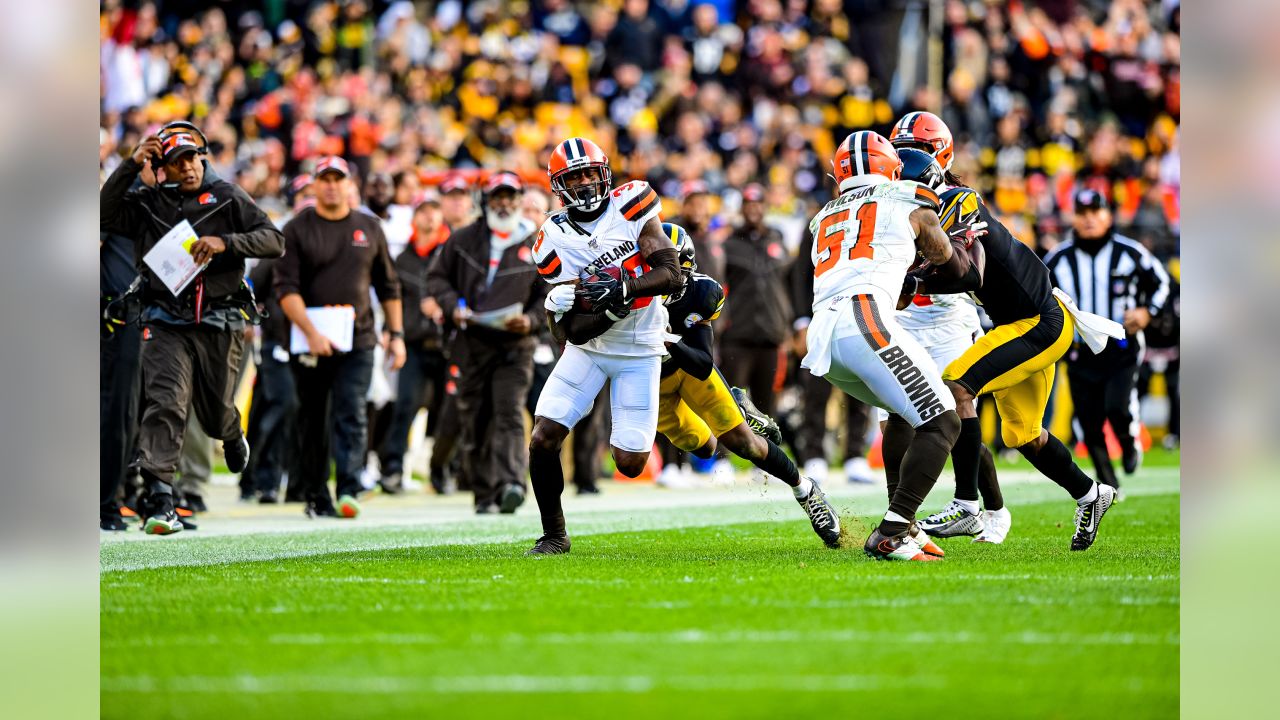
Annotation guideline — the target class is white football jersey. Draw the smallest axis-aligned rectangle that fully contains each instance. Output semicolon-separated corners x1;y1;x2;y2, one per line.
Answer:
808;177;940;310
897;292;981;337
533;180;668;356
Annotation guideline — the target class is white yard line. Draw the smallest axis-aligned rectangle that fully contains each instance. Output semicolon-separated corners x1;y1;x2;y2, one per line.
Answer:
101;467;1178;573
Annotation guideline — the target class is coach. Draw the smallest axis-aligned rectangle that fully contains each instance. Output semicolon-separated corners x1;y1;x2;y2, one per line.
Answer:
100;125;284;535
275;156;405;519
1045;189;1171;489
426;171;546;514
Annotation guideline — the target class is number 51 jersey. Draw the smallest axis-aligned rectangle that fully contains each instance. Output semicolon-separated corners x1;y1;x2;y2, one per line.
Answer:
808;178;940;311
533;180;670;357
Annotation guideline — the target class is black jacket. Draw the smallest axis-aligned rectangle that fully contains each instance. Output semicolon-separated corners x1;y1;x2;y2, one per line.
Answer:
395;242;448;349
720;223;794;346
100;157;284;320
425;218;548;346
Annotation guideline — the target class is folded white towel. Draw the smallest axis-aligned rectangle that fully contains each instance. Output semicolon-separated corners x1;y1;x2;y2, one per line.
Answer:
1052;287;1125;354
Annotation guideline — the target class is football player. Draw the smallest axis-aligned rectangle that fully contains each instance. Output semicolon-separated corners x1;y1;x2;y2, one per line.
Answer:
883;142;1010;544
657;223;842;548
527;137;685;555
801;130;964;562
893;111;1123;551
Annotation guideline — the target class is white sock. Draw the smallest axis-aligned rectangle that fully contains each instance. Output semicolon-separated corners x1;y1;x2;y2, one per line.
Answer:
1076;482;1099;505
955;498;980;515
883;510;910;525
793;476;814;499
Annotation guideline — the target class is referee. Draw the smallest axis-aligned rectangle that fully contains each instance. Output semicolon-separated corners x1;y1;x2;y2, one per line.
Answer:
1045;189;1171;488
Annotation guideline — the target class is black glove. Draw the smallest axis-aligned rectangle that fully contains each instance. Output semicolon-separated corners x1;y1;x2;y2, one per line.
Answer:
575;267;626;312
603;298;634;322
897;273;923;311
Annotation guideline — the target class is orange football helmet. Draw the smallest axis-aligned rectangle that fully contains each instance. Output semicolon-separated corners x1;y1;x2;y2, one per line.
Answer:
548;137;612;213
890;111;955;171
832;131;903;192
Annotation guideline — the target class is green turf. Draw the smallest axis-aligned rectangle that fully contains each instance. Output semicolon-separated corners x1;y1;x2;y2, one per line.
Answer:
101;479;1178;719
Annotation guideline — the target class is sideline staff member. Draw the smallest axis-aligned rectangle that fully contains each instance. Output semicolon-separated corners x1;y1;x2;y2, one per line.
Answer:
100;125;285;535
275;156;405;520
426;171;546;514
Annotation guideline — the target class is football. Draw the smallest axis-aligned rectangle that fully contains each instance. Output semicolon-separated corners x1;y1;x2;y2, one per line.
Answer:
575;264;625;313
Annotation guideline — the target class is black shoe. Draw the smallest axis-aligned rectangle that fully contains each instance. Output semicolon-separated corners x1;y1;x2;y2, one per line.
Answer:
1122;443;1142;476
730;386;783;446
430;469;455;495
239;491;257;503
525;534;571;555
1070;484;1116;551
796;482;842;549
101;516;128;532
500;484;526;514
143;495;184;536
378;472;404;495
224;434;251;474
184;493;207;514
476;503;500;515
862;526;938;562
258;489;279;504
177;515;198;531
576;484;601;496
305;497;339;518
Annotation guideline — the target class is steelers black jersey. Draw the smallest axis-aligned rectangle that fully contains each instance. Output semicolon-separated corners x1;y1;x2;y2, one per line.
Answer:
665;272;725;336
938;187;1055;326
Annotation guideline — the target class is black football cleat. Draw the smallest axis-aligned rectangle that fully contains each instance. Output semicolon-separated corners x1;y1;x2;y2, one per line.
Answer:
731;386;783;446
796;482;842;548
224;434;251;474
1071;484;1116;551
378;473;404;495
525;534;571;556
475;503;500;515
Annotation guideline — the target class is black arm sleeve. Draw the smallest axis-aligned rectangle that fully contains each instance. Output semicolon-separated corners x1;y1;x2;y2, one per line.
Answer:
664;323;715;381
550;308;617;346
624;247;682;299
917;239;984;294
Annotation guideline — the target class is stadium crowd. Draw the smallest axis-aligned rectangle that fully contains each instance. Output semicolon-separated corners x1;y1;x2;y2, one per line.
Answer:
100;0;1180;520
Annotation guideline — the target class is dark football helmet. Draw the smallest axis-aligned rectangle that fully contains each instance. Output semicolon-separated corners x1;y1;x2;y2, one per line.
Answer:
897;147;945;192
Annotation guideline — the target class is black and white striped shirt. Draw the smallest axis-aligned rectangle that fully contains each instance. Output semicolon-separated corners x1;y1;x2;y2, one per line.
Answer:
1044;232;1171;350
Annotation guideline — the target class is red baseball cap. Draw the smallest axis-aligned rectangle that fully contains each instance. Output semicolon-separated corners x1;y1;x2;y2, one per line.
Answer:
159;132;201;165
441;173;470;194
681;179;710;198
314;156;350;178
742;182;766;203
485;171;524;195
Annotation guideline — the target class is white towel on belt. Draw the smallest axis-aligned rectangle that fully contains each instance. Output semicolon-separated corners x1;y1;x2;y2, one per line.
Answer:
1052;287;1125;354
801;296;851;377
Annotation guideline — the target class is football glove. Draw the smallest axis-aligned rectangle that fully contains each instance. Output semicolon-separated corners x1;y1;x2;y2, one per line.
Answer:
603;299;634;322
544;284;577;315
948;219;988;248
576;266;626;311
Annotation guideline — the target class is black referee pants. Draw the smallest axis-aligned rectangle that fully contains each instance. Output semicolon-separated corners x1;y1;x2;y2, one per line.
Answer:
720;340;782;415
1067;357;1140;487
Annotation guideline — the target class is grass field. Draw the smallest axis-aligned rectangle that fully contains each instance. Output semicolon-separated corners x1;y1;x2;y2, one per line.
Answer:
101;462;1179;719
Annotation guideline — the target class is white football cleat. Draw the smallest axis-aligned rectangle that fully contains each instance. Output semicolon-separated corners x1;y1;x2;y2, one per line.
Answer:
802;458;830;485
844;456;875;484
972;507;1012;544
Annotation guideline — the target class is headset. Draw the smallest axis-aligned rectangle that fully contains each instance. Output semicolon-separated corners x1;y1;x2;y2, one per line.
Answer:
154;121;210;189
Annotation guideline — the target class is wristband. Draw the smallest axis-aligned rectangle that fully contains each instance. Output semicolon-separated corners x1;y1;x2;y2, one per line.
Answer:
388;329;404;339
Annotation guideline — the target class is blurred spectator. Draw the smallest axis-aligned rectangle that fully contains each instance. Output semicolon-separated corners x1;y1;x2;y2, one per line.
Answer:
439;174;476;229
